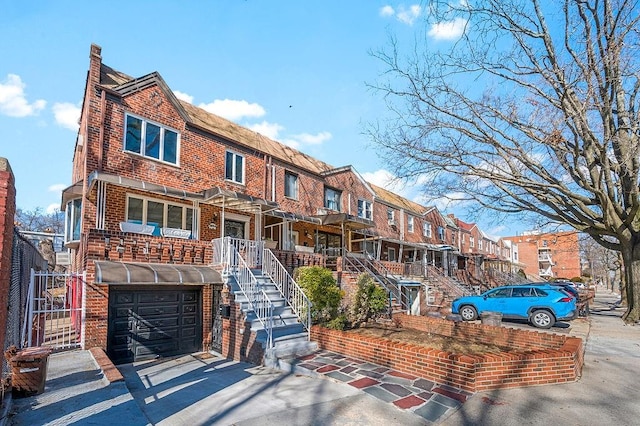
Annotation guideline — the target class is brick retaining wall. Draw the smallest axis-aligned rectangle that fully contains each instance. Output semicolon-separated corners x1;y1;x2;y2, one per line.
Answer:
311;314;583;392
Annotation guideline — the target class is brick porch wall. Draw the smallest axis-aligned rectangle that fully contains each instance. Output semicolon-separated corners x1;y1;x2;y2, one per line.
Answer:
311;314;583;392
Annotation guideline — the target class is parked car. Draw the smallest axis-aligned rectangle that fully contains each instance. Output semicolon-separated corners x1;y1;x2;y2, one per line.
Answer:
451;284;577;329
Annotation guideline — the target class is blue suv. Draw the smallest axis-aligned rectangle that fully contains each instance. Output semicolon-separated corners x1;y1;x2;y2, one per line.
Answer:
451;284;577;329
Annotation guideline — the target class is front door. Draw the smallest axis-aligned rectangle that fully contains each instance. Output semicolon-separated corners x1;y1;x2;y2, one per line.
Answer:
224;219;245;239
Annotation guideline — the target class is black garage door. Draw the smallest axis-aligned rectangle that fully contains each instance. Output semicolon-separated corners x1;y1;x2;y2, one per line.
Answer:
108;286;202;364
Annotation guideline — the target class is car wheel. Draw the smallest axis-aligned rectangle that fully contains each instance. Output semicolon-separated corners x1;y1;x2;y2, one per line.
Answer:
459;305;478;321
530;309;555;329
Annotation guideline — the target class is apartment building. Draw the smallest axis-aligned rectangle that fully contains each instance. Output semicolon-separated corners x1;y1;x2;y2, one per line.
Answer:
502;231;581;280
59;44;519;364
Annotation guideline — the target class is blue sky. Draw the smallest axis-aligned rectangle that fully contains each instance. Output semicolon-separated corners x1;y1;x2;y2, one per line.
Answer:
0;1;525;237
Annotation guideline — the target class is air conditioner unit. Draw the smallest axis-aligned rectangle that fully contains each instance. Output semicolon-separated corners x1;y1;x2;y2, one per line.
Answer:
56;252;71;266
316;208;329;215
388;219;397;227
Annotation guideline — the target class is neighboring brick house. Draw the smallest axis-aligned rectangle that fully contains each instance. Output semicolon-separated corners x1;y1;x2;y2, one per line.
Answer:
503;231;581;280
60;44;529;364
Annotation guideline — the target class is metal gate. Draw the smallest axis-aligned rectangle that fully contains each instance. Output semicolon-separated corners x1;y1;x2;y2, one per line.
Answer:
211;287;222;353
23;269;85;350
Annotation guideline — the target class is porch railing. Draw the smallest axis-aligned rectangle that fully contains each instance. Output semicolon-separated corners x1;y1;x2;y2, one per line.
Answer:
214;238;274;348
342;250;410;312
262;249;312;336
212;237;310;342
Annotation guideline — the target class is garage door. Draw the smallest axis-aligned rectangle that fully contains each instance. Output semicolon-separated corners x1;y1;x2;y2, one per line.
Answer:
108;286;202;364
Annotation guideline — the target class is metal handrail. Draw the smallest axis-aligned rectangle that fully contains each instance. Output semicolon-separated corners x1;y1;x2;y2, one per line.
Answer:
213;237;274;349
342;251;410;311
426;265;474;297
262;249;312;338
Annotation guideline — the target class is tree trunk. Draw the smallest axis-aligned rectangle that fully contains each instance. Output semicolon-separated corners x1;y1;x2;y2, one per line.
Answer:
621;243;640;323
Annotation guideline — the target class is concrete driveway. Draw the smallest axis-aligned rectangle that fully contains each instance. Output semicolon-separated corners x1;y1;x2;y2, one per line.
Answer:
117;353;426;425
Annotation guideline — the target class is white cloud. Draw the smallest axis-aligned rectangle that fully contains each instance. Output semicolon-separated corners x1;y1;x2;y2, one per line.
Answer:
428;17;467;40
199;99;266;121
52;102;80;131
48;183;67;192
0;74;46;117
248;121;285;140
45;203;60;214
173;90;194;103
380;4;421;25
290;131;332;146
397;4;421;25
379;5;395;17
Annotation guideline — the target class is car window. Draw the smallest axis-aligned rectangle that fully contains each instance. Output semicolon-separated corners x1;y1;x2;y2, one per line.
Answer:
533;288;548;297
487;288;512;298
512;287;534;297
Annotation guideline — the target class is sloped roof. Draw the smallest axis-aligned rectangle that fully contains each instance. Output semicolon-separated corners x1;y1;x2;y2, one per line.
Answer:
99;63;334;175
369;183;430;216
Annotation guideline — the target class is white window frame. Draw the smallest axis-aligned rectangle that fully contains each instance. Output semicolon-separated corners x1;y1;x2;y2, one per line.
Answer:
324;187;341;211
225;150;245;184
387;209;395;221
126;195;197;238
124;113;180;165
358;199;373;220
284;171;298;199
423;222;432;238
438;226;445;241
408;216;414;233
470;236;475;248
64;198;82;244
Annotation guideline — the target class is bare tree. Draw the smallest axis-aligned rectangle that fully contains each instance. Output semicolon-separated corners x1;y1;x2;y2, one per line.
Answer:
15;207;64;234
368;0;640;321
580;233;619;291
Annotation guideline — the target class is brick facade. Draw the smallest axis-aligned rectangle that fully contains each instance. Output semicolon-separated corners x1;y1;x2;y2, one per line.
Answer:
311;314;584;392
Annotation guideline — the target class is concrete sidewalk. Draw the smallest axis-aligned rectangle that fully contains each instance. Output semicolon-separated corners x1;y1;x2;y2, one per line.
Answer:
7;288;637;425
442;288;640;425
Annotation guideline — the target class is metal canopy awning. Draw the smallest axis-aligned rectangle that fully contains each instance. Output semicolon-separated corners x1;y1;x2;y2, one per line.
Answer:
87;171;203;200
86;171;279;213
316;213;375;230
60;180;84;210
201;187;278;213
266;210;322;224
94;261;222;284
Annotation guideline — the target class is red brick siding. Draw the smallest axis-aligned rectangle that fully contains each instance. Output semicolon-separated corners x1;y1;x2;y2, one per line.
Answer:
311;314;583;392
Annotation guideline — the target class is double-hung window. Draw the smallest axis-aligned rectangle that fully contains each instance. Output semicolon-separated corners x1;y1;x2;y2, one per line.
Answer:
324;187;341;211
124;114;179;164
225;151;245;184
284;171;298;199
423;222;432;238
408;216;414;233
437;226;445;241
126;196;195;238
357;199;372;220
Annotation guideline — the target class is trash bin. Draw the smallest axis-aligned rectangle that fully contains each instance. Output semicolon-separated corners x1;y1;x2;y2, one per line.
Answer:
5;346;52;397
480;311;503;326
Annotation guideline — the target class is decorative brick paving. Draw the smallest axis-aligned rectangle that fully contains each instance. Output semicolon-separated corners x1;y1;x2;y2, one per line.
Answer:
293;349;473;423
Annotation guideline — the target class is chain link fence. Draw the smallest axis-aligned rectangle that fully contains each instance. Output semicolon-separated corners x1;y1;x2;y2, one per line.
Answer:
4;230;47;379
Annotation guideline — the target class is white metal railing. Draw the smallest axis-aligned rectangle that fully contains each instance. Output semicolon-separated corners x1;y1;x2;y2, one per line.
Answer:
212;237;311;344
23;270;84;350
235;251;274;349
262;249;312;336
538;253;553;262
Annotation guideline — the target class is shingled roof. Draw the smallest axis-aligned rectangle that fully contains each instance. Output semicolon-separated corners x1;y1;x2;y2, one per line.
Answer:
369;183;431;216
99;63;334;175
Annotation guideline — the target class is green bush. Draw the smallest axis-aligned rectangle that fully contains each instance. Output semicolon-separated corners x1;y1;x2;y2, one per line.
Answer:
349;274;389;328
326;314;349;330
294;266;343;325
